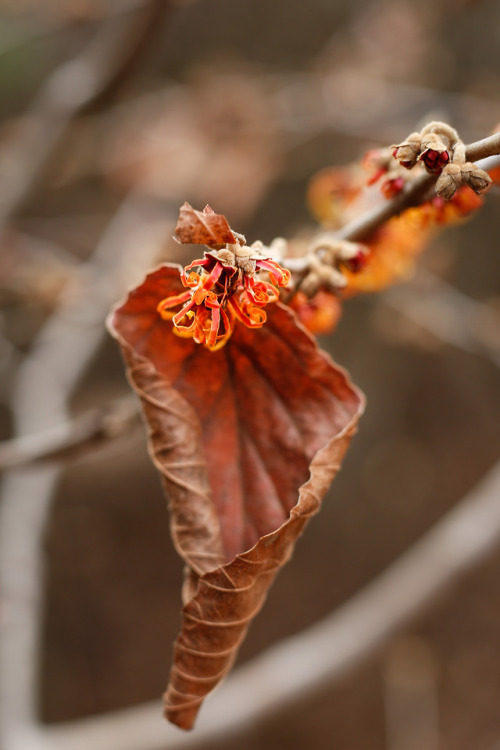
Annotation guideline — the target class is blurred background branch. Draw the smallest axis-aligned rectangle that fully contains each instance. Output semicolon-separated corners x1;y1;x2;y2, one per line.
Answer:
1;0;500;749
0;395;140;470
0;0;173;228
17;456;500;750
0;192;177;750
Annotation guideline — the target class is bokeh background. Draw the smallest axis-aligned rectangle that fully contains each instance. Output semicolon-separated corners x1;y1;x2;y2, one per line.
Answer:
1;1;500;748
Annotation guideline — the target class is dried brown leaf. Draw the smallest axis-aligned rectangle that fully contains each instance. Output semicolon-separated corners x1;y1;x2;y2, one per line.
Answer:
108;264;364;729
174;202;237;247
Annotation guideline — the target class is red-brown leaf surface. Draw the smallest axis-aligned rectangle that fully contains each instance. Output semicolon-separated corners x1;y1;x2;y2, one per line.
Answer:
108;264;364;730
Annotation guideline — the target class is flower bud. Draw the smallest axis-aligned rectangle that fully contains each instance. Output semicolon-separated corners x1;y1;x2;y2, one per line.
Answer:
381;175;405;198
336;241;369;273
418;134;450;173
319;265;347;291
461;163;492;195
392;132;421;169
342;249;368;273
301;271;321;297
435;163;462;200
419;148;449;173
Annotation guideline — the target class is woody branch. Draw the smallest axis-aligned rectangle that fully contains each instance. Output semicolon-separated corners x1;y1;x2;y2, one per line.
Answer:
285;130;500;277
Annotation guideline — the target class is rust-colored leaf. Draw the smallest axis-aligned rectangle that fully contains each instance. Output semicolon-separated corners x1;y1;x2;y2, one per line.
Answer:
174;202;237;247
108;264;364;730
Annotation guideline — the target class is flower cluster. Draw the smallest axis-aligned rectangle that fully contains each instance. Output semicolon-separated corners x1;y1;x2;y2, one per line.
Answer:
392;121;492;200
158;242;290;351
392;130;450;174
299;237;368;298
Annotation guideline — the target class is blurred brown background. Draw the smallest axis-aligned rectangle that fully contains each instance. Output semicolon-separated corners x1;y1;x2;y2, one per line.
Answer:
1;1;500;748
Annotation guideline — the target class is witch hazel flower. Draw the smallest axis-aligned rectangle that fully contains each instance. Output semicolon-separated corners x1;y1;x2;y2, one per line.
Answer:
157;204;290;351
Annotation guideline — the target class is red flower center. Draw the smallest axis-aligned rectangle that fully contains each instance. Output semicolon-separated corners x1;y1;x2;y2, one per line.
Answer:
157;251;290;351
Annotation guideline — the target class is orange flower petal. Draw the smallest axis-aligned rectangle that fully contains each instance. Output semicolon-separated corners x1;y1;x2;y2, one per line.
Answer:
192;261;224;304
181;257;209;281
157;290;192;318
229;294;267;328
256;259;291;287
206;306;221;348
247;278;280;306
204;290;222;309
172;300;197;329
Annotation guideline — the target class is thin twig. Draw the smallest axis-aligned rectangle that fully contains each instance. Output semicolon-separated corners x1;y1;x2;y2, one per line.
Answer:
285;135;500;275
80;0;174;115
466;132;500;162
379;267;500;368
0;0;172;229
0;396;140;471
